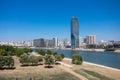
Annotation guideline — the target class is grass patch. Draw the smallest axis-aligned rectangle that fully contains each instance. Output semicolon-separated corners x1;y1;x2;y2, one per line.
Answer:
49;72;80;80
0;72;80;80
75;70;99;80
0;77;8;80
75;69;114;80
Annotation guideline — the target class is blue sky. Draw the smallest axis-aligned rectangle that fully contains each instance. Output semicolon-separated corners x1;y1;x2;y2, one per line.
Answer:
0;0;120;41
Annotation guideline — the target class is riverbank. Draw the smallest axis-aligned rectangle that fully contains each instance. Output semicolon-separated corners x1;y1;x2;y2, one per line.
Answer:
58;48;120;53
64;58;120;71
63;58;120;80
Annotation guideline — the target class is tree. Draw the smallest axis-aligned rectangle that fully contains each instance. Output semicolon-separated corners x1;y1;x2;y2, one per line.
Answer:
4;56;14;68
37;49;46;56
46;50;53;55
29;55;39;65
0;56;14;69
23;48;33;53
72;54;83;65
15;48;24;57
0;45;15;56
0;49;6;56
53;52;57;56
0;56;4;68
37;56;43;62
60;53;65;59
19;54;29;65
55;54;62;62
44;54;54;68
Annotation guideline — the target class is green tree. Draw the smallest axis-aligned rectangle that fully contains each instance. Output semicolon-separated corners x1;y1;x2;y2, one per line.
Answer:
4;56;14;68
72;54;83;65
0;56;4;69
0;49;6;56
55;54;62;62
37;56;43;62
0;56;14;69
46;50;53;55
44;54;54;68
60;53;65;59
29;55;39;65
23;48;32;53
15;48;24;57
19;54;29;65
37;49;46;56
53;52;58;56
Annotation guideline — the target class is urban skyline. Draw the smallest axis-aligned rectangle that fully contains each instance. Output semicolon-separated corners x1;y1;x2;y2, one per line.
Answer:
0;0;120;41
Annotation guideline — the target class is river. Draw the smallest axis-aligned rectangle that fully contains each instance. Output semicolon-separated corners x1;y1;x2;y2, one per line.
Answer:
54;50;120;69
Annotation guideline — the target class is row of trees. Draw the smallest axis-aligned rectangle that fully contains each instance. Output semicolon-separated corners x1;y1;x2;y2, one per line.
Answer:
19;50;65;67
0;45;33;69
0;56;14;69
19;54;43;66
0;45;33;56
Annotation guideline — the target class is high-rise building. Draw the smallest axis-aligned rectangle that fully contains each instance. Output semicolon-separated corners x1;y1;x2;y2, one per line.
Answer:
62;38;67;47
33;38;46;47
86;35;96;45
53;37;58;48
79;37;83;48
71;17;79;49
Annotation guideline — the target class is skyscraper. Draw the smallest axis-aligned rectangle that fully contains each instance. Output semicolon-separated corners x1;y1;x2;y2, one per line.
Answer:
71;17;79;49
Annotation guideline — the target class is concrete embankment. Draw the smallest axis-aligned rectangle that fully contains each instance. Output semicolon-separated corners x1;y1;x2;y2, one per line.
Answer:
80;49;105;52
114;50;120;53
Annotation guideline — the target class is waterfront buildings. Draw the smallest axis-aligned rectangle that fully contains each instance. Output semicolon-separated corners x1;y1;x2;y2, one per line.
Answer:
33;38;46;47
33;37;58;48
86;35;96;45
71;17;79;49
0;40;33;47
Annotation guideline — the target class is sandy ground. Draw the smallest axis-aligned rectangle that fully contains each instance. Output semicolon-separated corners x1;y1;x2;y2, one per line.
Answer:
63;58;120;80
0;56;120;80
0;56;64;79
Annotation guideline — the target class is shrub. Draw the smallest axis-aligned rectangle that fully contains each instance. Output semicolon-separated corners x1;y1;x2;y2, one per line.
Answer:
60;53;65;59
44;54;54;67
55;54;62;62
72;54;83;65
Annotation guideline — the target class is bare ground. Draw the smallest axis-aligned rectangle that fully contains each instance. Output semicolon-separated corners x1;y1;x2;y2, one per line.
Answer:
0;56;120;80
62;58;120;80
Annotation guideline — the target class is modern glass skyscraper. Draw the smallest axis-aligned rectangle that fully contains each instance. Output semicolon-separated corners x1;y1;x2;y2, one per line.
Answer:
71;17;79;49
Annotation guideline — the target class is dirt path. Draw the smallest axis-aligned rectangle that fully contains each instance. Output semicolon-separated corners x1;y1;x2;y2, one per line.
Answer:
59;65;88;80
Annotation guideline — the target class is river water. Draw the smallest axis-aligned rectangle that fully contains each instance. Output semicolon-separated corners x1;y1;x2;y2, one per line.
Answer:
54;50;120;69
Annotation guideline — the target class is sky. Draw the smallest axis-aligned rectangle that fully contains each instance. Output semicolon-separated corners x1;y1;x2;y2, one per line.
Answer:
0;0;120;42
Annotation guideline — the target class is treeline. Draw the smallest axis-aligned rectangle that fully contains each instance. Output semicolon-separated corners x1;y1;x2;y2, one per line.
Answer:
19;54;43;66
0;45;33;69
19;49;65;67
0;45;33;56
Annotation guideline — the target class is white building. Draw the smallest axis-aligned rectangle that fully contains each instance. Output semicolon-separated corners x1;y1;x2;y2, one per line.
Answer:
86;35;96;45
79;37;83;48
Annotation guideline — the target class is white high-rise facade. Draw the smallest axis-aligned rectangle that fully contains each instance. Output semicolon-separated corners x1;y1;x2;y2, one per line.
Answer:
86;35;96;45
55;37;58;48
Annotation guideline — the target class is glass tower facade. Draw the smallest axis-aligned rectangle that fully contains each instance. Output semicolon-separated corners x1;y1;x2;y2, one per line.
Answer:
71;17;79;49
